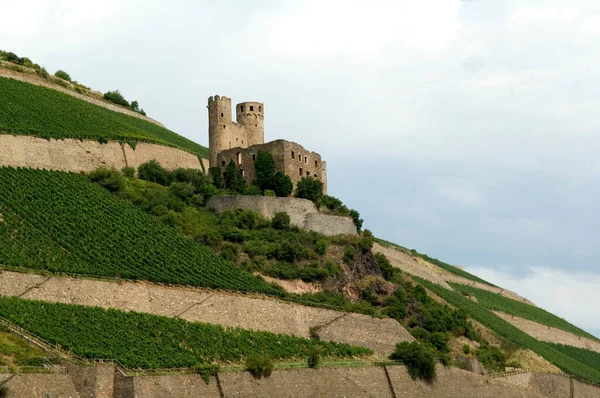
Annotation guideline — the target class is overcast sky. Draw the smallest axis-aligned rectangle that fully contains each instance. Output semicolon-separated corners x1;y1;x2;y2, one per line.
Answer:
2;0;599;337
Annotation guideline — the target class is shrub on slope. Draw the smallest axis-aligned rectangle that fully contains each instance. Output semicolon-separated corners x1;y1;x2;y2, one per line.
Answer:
0;167;278;295
0;297;370;369
0;77;208;157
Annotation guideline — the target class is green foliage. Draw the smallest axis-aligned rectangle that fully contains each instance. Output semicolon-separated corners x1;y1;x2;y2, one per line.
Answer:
138;160;171;186
0;78;208;157
131;100;140;111
54;70;72;82
343;246;355;264
223;160;246;193
264;189;276;197
244;185;262;196
121;166;135;178
261;261;341;283
88;167;125;193
254;151;275;191
415;276;600;384
463;344;471;354
271;212;290;230
475;343;506;372
549;344;600;371
315;239;328;256
307;345;323;368
390;342;436;382
6;52;19;63
209;167;223;189
0;385;6;398
375;253;395;281
375;238;496;287
194;364;220;384
0;297;370;369
449;283;599;342
245;355;274;379
0;167;280;295
103;89;130;107
318;195;362;230
349;209;363;232
272;171;293;197
295;177;323;203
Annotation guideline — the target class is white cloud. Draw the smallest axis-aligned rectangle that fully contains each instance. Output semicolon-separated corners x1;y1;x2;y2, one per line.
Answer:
464;266;600;336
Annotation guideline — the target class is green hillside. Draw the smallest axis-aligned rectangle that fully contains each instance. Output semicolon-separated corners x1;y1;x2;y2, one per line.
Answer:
416;277;600;384
0;167;278;295
449;282;599;342
0;77;208;157
0;297;369;369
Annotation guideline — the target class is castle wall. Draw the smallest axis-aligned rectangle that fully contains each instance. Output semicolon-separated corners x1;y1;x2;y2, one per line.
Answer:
0;134;203;173
205;196;356;236
215;139;327;194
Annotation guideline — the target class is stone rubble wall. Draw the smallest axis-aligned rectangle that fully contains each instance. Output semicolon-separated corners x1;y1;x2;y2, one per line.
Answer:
0;270;409;356
493;311;600;354
0;134;204;173
206;196;357;236
0;69;165;127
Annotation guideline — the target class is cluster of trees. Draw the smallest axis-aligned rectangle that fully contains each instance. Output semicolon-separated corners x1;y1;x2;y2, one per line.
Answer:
103;90;146;116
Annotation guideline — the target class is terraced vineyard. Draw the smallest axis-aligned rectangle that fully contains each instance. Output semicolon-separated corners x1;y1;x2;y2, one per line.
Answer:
0;77;208;157
375;238;496;286
416;277;600;384
0;297;370;369
0;167;279;295
449;282;599;341
549;344;600;371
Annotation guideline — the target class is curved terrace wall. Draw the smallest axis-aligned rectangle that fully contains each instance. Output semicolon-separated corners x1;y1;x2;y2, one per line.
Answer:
0;134;208;172
206;196;357;236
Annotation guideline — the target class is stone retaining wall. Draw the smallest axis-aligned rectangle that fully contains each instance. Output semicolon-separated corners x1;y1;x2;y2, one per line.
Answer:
0;270;410;356
493;311;600;353
0;134;205;173
206;196;357;236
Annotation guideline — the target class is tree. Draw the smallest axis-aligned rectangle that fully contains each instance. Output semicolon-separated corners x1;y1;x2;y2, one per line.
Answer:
390;342;436;382
103;90;130;107
295;177;323;203
138;160;171;186
209;167;223;189
131;100;140;111
272;171;293;197
254;151;275;191
224;160;246;193
271;212;291;230
54;70;72;82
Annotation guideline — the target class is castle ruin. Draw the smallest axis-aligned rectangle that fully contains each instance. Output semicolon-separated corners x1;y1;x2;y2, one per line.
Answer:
207;95;327;193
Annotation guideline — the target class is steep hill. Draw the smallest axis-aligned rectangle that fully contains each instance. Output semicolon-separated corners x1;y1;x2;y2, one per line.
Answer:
0;76;208;157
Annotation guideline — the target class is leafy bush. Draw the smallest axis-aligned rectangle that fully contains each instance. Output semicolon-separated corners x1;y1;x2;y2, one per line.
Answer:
271;212;290;230
264;189;276;197
121;166;135;178
6;52;19;63
194;364;220;384
223;160;246;193
245;355;274;379
463;344;471;354
315;239;328;256
254;151;275;191
54;70;72;82
170;182;195;202
308;345;323;368
103;89;130;107
138;160;171;186
272;171;293;197
343;246;355;264
375;253;395;281
88;167;125;193
475;343;506;372
295;177;323;203
209;167;223;189
390;342;436;382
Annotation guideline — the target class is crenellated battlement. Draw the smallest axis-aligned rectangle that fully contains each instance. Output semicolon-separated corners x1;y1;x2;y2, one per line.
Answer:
207;95;231;104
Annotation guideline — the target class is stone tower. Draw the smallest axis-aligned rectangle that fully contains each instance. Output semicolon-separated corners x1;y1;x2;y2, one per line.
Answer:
207;95;232;167
236;102;264;146
208;96;265;167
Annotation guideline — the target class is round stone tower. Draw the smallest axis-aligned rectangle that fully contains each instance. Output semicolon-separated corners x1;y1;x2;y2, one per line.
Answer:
207;95;232;167
236;101;264;147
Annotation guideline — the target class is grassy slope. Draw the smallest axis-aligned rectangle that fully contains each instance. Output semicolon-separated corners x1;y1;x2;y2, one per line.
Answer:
0;77;208;157
0;297;370;369
376;238;497;287
0;325;47;367
449;282;599;342
0;167;279;295
416;276;600;384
